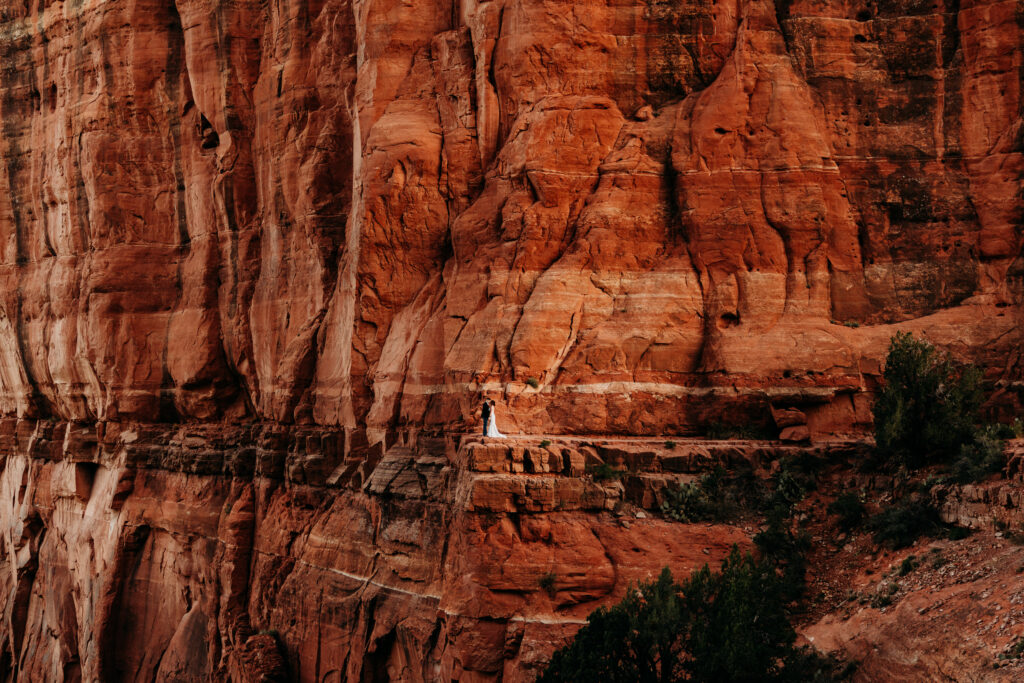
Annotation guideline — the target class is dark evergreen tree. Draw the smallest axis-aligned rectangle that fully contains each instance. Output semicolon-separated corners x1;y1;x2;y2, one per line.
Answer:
539;567;684;683
873;332;982;466
682;550;798;682
539;549;839;683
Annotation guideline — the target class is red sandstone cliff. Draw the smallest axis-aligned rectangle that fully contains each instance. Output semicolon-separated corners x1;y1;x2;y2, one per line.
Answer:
0;0;1021;680
0;0;1019;435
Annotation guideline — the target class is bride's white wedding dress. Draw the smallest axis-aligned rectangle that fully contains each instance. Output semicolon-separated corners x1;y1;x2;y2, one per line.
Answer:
486;411;506;438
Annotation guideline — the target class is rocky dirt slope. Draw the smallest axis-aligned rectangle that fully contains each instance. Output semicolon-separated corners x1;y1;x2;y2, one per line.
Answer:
801;440;1024;682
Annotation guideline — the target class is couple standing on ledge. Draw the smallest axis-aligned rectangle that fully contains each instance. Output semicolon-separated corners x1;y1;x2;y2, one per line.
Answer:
481;400;506;438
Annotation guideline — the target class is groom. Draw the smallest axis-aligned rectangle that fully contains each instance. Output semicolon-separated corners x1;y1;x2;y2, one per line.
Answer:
481;400;491;435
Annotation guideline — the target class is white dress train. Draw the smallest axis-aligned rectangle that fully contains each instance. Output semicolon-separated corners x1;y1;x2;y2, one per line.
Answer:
486;411;506;438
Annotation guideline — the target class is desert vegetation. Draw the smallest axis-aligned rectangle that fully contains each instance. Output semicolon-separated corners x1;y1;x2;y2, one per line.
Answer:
873;331;1019;476
542;332;1021;680
857;332;1021;546
538;550;844;682
545;452;840;681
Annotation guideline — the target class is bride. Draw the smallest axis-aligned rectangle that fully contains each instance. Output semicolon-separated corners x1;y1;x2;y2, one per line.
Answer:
485;400;506;438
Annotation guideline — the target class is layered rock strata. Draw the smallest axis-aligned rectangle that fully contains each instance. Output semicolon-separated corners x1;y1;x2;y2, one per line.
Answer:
3;421;1019;682
0;0;1022;680
0;420;781;681
0;0;1019;439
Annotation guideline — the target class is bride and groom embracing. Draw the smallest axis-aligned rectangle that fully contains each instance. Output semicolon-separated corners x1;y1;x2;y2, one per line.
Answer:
481;399;506;438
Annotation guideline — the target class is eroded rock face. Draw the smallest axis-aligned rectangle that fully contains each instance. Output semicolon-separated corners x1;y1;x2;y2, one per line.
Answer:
0;0;1019;437
0;0;1022;680
0;422;766;681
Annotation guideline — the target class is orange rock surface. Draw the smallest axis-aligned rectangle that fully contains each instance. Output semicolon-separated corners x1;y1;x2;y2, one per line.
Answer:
0;0;1018;436
0;0;1021;679
0;424;764;680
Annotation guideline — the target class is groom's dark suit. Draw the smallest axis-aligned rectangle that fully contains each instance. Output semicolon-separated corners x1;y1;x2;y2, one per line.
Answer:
481;401;491;435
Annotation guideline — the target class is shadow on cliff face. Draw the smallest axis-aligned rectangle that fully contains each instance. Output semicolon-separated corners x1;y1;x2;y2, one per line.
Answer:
97;523;155;681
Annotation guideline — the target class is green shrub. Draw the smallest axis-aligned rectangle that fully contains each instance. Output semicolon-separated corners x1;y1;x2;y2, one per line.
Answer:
682;551;817;682
897;555;919;576
765;454;822;514
873;332;982;466
870;591;893;609
772;470;809;512
1004;638;1024;659
526;377;540;388
539;572;557;596
828;491;867;532
662;460;820;527
947;424;1006;483
754;512;811;602
947;526;971;541
660;467;742;523
867;502;941;549
538;551;843;683
539;439;552;448
665;440;676;449
661;480;714;523
587;462;624;481
538;568;685;682
990;418;1023;439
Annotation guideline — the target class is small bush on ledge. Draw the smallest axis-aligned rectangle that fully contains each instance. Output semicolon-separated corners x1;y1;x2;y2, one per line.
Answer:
828;491;867;532
872;331;1020;484
661;479;714;523
867;501;942;550
947;425;1006;483
587;462;624;481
